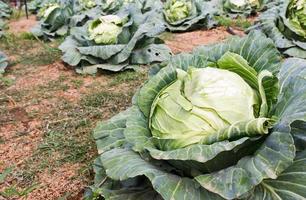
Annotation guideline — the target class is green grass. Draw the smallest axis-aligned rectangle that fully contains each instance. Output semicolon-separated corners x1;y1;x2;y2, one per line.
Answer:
215;16;252;30
0;76;15;87
0;34;62;67
70;79;84;89
9;9;27;20
0;183;39;198
38;130;92;164
109;70;146;86
159;32;175;41
38;75;70;92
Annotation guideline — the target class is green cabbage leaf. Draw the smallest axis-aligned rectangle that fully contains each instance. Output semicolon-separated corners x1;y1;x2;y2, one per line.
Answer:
88;31;306;199
162;0;218;32
31;1;74;40
255;0;306;58
59;4;172;74
0;51;8;74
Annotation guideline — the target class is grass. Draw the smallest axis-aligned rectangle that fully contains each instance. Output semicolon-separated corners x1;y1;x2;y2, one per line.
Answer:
0;183;39;198
0;33;62;67
0;76;15;88
215;15;253;30
9;9;27;20
109;70;146;86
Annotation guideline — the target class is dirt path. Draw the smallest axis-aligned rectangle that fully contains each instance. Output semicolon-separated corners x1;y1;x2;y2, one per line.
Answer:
8;15;37;34
164;27;244;54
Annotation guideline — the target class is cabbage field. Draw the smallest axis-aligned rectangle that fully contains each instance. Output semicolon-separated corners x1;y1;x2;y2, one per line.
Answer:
0;0;305;199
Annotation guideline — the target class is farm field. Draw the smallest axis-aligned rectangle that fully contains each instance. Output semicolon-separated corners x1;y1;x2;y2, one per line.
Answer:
0;15;242;200
0;0;305;200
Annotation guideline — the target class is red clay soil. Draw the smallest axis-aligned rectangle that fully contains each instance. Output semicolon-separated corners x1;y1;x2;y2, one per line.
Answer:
8;15;37;34
0;62;112;200
165;27;244;54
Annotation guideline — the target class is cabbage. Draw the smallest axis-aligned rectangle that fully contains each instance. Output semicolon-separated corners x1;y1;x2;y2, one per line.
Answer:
79;0;96;9
151;67;258;149
287;0;306;38
162;0;218;32
223;0;261;15
164;0;192;23
31;2;73;40
59;5;172;74
89;31;306;200
88;15;124;45
256;0;306;58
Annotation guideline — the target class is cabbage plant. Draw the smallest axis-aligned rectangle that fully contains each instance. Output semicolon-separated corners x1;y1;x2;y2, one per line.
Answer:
222;0;260;15
88;31;306;199
0;51;8;74
70;0;159;29
255;0;306;58
59;5;172;74
162;0;218;32
31;2;74;39
0;0;12;19
27;0;55;13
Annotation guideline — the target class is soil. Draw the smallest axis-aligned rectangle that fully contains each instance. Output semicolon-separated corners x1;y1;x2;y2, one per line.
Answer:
165;27;244;54
8;15;37;34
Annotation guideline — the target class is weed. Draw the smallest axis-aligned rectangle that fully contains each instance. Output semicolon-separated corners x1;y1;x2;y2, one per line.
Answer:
0;183;39;198
159;32;176;41
215;16;252;30
9;9;27;20
0;34;62;67
109;70;146;86
0;167;13;183
71;79;84;89
81;91;122;108
0;76;15;87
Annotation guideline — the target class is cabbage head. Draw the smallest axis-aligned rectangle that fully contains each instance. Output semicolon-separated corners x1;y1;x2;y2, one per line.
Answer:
79;0;96;9
287;0;306;38
150;67;258;149
88;15;125;45
162;0;218;32
256;0;306;58
164;0;192;23
89;31;306;200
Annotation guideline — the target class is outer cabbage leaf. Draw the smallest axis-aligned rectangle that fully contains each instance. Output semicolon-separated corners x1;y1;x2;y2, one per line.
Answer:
254;0;306;58
59;4;171;74
27;0;57;14
162;0;218;32
31;3;74;40
0;0;12;19
0;51;8;74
